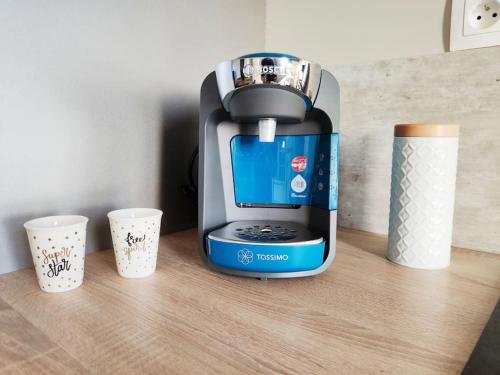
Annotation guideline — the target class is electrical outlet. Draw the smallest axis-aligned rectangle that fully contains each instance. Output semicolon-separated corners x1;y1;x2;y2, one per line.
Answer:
450;0;500;50
464;0;500;35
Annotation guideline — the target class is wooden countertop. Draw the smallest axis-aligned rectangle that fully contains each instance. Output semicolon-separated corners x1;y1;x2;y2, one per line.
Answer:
0;228;499;374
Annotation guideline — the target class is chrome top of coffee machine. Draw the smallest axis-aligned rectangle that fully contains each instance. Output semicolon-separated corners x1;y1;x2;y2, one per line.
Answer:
199;53;339;278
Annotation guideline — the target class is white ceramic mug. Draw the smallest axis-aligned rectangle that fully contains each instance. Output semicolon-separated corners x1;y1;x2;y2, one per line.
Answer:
24;215;88;293
108;208;163;278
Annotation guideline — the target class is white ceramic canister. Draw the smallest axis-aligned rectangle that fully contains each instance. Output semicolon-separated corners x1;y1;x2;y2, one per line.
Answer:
387;124;459;269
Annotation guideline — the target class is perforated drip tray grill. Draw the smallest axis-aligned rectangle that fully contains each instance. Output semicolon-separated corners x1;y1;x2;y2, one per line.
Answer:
235;224;296;242
207;220;324;245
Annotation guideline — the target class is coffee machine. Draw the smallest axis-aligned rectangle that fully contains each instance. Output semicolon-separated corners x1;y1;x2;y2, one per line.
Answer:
198;53;339;278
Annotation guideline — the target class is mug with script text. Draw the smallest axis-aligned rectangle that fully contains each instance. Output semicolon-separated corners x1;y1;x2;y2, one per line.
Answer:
24;215;88;293
108;208;163;278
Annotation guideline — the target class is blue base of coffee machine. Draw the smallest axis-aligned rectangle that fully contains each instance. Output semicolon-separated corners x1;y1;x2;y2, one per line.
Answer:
206;221;326;273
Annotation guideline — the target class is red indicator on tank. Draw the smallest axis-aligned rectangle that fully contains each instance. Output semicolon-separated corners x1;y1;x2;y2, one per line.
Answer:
291;156;307;172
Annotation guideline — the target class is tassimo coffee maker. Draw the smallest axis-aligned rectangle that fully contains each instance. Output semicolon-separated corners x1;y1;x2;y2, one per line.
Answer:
198;53;339;278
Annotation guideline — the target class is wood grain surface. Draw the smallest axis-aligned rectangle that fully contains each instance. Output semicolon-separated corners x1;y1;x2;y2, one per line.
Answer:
0;228;498;374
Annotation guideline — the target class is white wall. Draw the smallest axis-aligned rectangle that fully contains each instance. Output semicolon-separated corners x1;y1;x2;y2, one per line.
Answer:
1;0;496;275
0;0;265;274
266;0;450;68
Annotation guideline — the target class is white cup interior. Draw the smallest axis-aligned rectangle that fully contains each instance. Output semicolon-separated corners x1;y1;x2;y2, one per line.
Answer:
24;215;88;230
107;208;163;220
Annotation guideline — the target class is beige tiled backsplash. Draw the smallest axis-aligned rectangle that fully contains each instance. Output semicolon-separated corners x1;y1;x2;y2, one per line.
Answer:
334;46;500;253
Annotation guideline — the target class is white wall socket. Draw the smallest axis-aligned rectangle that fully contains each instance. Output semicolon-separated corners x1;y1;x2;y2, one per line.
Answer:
451;0;500;50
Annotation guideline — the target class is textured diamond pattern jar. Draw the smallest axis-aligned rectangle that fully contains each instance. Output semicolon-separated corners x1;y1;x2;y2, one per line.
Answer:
387;124;459;269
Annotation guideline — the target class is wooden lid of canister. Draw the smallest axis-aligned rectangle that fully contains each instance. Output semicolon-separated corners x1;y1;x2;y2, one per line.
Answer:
394;124;459;137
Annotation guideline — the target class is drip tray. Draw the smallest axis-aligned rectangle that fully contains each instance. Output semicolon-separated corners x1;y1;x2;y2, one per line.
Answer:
206;221;325;273
235;223;297;242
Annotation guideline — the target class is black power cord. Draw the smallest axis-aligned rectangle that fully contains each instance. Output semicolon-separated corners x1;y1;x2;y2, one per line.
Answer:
181;145;199;202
